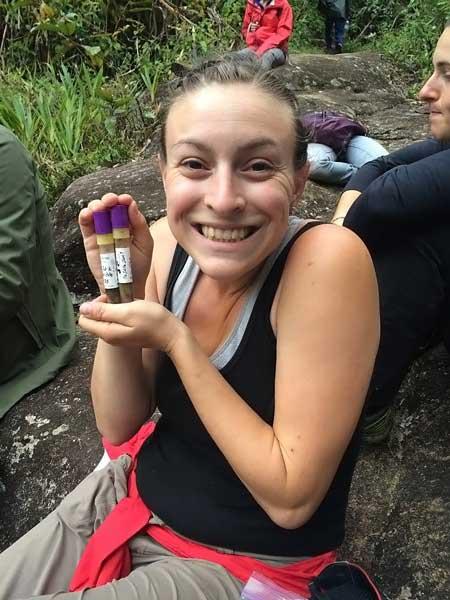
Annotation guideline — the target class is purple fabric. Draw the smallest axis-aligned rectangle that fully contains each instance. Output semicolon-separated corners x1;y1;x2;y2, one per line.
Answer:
111;205;129;229
302;111;367;154
93;210;112;234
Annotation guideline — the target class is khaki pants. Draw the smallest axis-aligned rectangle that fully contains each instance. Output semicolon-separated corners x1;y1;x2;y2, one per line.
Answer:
0;456;243;600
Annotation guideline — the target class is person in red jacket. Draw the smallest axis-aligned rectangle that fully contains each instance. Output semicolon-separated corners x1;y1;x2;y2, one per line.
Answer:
239;0;293;69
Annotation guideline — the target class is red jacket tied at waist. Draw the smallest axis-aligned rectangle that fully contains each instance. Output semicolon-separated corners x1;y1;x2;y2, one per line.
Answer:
69;422;335;597
242;0;293;56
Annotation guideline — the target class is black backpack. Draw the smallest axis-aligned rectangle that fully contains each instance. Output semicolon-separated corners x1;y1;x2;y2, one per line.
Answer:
309;562;386;600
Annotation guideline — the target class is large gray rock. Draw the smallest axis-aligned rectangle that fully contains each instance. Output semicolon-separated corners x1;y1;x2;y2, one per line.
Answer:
1;52;449;599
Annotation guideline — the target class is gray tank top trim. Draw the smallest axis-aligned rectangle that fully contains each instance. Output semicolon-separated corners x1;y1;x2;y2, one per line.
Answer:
171;216;310;370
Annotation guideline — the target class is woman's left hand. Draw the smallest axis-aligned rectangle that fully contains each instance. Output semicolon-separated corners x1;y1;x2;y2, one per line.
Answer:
79;297;182;352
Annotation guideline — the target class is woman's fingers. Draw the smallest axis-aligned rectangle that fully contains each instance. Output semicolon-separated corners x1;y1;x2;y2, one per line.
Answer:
128;199;148;230
79;300;132;345
80;299;129;323
78;207;95;240
79;299;174;350
84;193;133;216
92;294;108;303
79;315;130;345
128;201;153;255
116;194;134;206
81;195;148;244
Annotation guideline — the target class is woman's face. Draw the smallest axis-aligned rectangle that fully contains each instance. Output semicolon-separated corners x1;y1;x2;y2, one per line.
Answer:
160;83;306;283
419;27;450;141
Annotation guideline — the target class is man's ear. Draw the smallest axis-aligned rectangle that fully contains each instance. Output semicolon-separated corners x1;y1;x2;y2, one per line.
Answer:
291;162;309;209
158;154;167;192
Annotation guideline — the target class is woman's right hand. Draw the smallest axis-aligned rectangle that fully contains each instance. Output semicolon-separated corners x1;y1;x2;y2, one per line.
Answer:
79;193;153;299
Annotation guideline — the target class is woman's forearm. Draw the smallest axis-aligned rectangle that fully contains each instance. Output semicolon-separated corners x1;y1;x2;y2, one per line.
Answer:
91;340;153;444
168;326;310;524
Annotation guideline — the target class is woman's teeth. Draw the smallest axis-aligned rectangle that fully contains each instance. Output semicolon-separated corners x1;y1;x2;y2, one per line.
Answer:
200;225;251;242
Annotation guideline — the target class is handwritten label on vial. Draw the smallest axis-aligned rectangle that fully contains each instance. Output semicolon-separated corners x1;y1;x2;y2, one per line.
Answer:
100;252;119;289
115;247;133;284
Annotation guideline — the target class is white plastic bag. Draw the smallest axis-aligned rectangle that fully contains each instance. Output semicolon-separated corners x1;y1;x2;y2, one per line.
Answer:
240;572;308;600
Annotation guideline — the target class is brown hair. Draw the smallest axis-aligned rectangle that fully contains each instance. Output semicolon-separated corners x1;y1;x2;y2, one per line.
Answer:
159;54;308;169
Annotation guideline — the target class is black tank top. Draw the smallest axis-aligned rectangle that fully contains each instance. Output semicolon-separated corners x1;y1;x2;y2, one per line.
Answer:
136;218;361;556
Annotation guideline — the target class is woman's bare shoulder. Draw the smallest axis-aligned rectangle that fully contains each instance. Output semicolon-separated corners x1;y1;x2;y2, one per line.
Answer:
288;222;373;276
276;222;377;324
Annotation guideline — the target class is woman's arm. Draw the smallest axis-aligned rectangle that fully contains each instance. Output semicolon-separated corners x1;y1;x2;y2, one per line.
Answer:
78;195;157;444
80;225;378;525
89;341;153;444
81;217;178;444
167;225;379;528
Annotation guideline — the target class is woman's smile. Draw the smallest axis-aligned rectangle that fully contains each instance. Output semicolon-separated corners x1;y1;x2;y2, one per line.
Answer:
196;223;258;243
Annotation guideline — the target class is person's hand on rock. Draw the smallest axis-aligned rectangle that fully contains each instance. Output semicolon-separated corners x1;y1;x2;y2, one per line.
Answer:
79;193;153;299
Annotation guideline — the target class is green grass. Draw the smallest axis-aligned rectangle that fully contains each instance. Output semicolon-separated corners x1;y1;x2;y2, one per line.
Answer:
0;65;140;202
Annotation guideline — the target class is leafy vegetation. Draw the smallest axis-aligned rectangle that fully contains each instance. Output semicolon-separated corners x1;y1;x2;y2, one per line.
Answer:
294;0;449;79
0;0;247;200
0;0;448;203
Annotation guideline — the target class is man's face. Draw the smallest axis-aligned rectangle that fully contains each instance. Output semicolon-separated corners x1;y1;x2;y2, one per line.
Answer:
419;27;450;141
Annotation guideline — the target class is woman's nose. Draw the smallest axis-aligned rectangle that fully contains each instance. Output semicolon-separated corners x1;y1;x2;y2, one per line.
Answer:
419;72;439;102
204;169;245;214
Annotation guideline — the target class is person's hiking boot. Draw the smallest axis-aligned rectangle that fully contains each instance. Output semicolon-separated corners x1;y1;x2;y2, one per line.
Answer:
363;406;394;445
335;44;343;54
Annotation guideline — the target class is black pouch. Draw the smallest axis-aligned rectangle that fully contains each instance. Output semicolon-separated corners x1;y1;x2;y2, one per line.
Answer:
309;561;386;600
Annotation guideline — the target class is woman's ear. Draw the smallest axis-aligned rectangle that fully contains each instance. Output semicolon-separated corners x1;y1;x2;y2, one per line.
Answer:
291;163;309;209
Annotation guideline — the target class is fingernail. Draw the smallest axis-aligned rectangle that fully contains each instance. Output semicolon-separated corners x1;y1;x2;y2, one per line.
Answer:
79;302;93;315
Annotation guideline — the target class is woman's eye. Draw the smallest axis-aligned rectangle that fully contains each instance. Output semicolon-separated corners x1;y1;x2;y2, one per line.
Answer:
181;159;205;170
247;161;273;173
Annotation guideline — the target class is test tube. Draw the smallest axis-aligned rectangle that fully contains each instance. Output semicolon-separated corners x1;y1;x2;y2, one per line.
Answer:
111;205;134;303
93;210;121;304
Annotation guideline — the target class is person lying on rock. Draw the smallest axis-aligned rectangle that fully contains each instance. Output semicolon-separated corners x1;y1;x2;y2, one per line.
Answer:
303;109;388;186
238;0;293;69
0;55;379;600
332;22;450;444
0;125;75;420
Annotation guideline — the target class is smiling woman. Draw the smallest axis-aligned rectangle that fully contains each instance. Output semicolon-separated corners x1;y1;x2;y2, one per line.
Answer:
0;55;380;600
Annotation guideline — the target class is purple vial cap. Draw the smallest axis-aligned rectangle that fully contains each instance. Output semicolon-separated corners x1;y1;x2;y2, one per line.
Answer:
93;210;112;234
111;205;129;229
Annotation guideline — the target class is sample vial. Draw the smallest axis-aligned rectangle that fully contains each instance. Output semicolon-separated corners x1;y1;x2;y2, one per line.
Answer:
93;210;121;304
111;205;134;303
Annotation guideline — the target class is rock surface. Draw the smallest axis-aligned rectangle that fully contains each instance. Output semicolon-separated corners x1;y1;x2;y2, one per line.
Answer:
1;52;449;599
